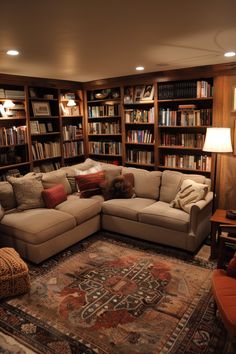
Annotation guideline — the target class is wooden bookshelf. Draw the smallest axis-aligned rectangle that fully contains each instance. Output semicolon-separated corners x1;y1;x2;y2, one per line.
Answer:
86;87;123;164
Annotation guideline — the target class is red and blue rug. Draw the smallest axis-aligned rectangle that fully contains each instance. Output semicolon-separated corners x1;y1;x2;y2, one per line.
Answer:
0;233;230;353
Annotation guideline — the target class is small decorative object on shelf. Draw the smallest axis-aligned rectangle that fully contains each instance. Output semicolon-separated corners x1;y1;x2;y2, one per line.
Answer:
124;84;154;103
32;102;51;117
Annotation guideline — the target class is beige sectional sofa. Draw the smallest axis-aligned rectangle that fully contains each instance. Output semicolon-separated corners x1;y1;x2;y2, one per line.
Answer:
0;159;213;264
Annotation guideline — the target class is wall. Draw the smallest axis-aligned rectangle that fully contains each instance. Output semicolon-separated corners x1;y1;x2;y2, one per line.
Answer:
214;75;236;209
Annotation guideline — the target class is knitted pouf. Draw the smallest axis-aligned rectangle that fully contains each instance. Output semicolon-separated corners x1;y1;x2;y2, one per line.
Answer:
0;248;30;298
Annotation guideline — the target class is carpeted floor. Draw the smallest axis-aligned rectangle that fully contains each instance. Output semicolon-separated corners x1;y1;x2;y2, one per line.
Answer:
0;232;233;353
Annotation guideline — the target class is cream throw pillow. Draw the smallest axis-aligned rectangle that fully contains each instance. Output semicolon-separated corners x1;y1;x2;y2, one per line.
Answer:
7;175;45;211
170;179;209;213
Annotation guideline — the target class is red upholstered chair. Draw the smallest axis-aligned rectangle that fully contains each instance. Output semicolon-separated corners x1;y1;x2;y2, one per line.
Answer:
212;225;236;342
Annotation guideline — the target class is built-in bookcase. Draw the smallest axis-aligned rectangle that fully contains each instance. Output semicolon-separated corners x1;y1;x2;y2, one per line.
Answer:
59;89;84;165
28;86;61;170
0;85;29;179
123;84;155;168
86;87;122;165
157;78;213;175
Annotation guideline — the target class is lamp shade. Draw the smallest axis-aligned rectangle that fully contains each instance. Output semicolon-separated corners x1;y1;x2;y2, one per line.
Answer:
3;99;15;109
67;99;76;107
203;127;233;153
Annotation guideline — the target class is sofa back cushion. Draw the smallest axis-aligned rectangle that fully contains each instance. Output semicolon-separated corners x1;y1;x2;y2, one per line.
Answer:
159;170;183;203
159;170;210;203
0;181;17;210
42;170;72;195
122;167;162;199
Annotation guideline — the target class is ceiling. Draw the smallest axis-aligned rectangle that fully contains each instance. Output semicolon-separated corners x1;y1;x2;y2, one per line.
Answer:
1;0;236;82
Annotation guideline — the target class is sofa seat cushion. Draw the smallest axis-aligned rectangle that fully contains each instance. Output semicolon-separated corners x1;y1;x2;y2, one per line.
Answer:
102;198;156;221
0;209;76;244
55;195;101;225
212;269;236;336
139;201;189;232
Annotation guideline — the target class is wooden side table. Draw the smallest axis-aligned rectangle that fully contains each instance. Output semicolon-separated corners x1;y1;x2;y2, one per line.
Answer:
210;209;236;259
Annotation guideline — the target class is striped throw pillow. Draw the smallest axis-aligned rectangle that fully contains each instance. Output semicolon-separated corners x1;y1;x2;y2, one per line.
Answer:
170;179;209;213
75;171;105;198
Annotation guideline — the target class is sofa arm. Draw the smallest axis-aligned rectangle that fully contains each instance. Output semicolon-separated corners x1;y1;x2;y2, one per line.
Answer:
189;191;213;236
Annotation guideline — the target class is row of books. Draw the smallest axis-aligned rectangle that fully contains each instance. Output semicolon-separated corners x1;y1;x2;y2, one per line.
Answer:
0;151;24;165
0;168;22;181
126;149;153;165
0;89;25;99
30;120;54;134
88;122;121;135
31;141;61;160
0;126;27;146
62;124;83;140
158;80;213;99
63;141;84;158
32;162;60;173
159;108;212;126
160;133;205;148
126;130;153;144
162;154;211;171
88;104;119;117
125;108;155;123
89;141;122;155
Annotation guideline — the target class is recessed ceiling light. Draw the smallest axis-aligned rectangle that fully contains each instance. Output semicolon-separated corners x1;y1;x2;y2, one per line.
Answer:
136;66;144;71
224;51;236;57
6;49;19;56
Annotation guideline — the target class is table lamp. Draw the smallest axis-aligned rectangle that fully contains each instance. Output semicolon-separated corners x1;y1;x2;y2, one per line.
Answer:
203;127;233;211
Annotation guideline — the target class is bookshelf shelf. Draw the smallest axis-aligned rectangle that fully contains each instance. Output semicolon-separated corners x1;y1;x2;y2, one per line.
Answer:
88;115;121;119
63;137;83;142
125;122;154;125
158;145;203;150
158;97;213;103
33;156;61;163
31;132;60;136
0;117;26;121
29;97;59;101
64;154;84;160
61;115;83;118
125;142;154;146
87;98;120;104
159;165;211;174
124;161;155;167
89;153;122;157
0;161;30;171
88;133;122;137
0;143;28;148
159;125;209;129
30;116;60;119
124;101;154;106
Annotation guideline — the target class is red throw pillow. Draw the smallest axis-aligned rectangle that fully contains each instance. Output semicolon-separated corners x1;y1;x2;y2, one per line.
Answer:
75;171;105;198
226;252;236;277
42;184;67;208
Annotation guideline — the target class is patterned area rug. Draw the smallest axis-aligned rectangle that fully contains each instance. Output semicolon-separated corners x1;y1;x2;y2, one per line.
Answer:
0;232;231;354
